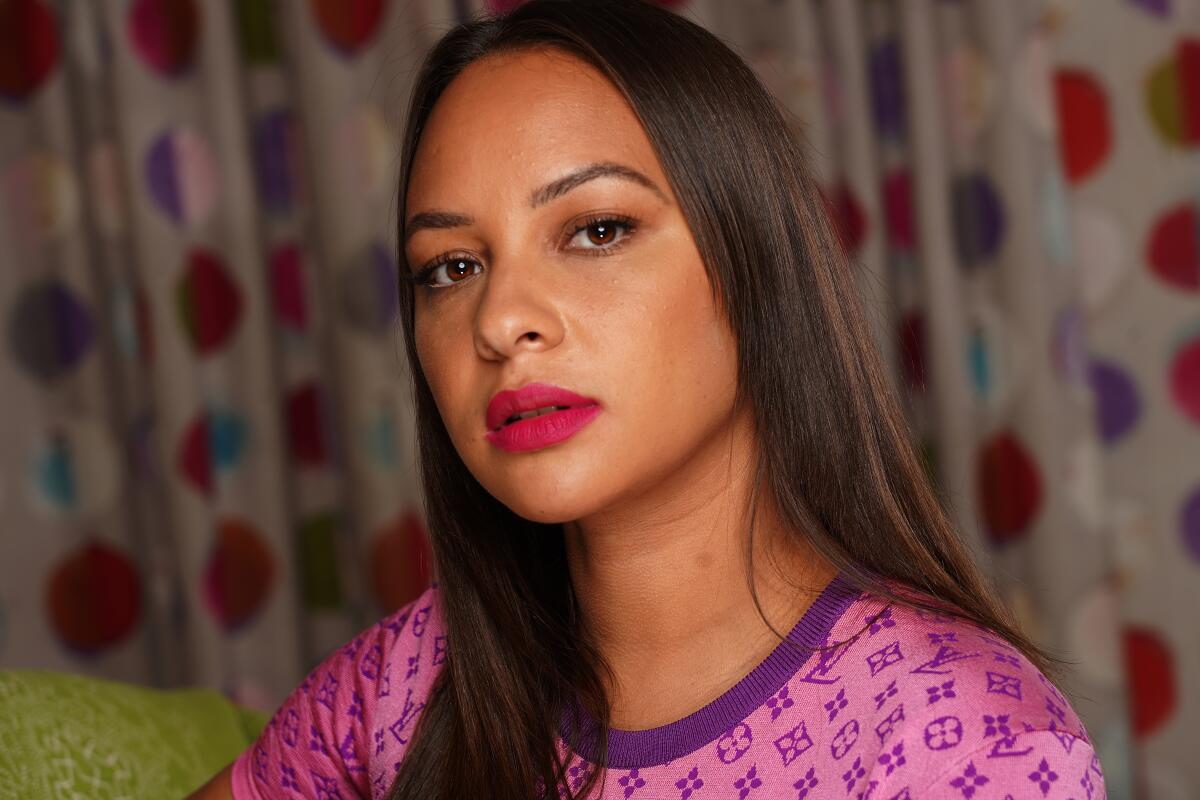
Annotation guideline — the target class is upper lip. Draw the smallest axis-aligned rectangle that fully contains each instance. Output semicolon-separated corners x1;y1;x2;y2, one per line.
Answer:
485;382;600;431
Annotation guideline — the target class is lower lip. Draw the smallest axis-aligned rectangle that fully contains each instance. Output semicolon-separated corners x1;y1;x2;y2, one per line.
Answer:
485;405;602;453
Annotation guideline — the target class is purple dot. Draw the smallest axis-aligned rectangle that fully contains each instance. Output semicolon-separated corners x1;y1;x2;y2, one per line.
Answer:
1089;358;1141;444
1183;486;1200;562
9;279;95;382
340;242;398;335
952;173;1006;267
254;108;299;215
1129;0;1171;17
869;39;905;140
145;132;183;221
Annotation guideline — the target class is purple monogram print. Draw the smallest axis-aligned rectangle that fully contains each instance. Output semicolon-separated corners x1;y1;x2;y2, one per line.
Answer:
923;716;964;750
253;744;268;782
280;763;300;791
618;768;646;798
766;685;794;721
926;679;957;704
824;687;849;721
874;679;898;710
229;581;1104;800
360;644;382;680
792;766;819;799
388;687;424;746
411;605;430;637
281;708;300;747
948;761;989;798
875;704;905;745
866;641;904;676
432;634;448;665
315;673;338;712
830;719;860;760
982;713;1012;738
1028;758;1060;795
876;740;906;776
733;764;762;798
841;755;866;792
868;606;896;635
986;671;1023;700
716;723;753;764
674;766;704;799
773;721;814;766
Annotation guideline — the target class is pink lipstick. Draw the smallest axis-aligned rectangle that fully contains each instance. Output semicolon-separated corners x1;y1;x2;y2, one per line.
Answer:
485;382;602;453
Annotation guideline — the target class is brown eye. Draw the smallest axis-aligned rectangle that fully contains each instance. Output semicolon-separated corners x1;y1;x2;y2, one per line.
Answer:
415;254;482;288
585;221;617;246
568;216;635;253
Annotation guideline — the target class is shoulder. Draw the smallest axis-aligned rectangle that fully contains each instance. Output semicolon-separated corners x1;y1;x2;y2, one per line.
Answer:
230;584;448;800
822;588;1104;797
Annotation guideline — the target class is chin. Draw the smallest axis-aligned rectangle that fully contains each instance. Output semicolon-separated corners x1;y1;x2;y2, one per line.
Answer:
475;460;609;525
489;490;589;525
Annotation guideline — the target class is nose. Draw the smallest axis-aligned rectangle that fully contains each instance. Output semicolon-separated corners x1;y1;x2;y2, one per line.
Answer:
472;257;565;362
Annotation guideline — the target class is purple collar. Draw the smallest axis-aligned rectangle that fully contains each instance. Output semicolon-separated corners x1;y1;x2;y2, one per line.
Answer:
559;571;859;768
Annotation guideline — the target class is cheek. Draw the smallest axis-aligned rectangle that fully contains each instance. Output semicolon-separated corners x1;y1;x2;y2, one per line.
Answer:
605;254;738;430
414;314;469;426
652;258;735;386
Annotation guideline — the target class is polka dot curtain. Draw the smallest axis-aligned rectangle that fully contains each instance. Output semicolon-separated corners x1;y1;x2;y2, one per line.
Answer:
1;0;1197;795
0;0;439;711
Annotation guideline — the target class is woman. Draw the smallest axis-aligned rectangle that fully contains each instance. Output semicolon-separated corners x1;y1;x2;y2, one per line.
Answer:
192;0;1105;797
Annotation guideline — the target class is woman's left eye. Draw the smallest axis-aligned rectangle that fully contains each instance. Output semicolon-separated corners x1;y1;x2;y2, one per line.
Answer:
567;216;636;253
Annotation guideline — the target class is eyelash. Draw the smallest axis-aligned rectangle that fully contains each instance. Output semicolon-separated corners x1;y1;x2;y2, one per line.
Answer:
407;214;638;289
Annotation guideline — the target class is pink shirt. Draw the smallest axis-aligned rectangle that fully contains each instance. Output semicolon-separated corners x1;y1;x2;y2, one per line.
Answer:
232;573;1106;798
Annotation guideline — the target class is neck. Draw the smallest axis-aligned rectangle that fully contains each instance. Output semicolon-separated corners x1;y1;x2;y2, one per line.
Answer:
562;404;836;730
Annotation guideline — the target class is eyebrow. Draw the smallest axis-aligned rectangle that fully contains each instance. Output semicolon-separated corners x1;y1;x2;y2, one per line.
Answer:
403;161;667;245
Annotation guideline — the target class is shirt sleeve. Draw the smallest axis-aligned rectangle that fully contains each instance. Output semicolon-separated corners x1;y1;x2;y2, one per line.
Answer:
230;608;409;800
871;728;1106;799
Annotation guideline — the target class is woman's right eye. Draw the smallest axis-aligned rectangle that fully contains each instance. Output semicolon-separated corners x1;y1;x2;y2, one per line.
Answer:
416;255;482;288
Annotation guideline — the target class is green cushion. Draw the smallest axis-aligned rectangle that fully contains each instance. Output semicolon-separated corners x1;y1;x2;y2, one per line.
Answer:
0;669;269;798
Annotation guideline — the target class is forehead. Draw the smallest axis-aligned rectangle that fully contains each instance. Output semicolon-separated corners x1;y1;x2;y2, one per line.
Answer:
406;47;660;209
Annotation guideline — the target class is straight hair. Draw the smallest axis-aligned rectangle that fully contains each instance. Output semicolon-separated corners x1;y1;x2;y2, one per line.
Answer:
389;1;1065;797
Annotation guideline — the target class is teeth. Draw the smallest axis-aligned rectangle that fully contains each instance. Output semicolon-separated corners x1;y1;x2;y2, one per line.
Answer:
505;405;570;425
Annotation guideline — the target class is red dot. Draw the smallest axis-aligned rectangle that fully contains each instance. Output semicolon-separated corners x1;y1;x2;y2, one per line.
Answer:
899;311;927;391
370;510;431;614
178;413;214;496
0;0;59;102
286;382;330;466
1122;626;1177;738
177;248;243;355
1169;336;1200;424
310;0;385;55
46;539;142;654
202;519;275;631
127;0;201;77
270;244;309;331
824;182;868;258
1177;40;1200;144
883;169;916;252
978;431;1043;544
485;0;526;12
1054;70;1112;184
1146;203;1200;292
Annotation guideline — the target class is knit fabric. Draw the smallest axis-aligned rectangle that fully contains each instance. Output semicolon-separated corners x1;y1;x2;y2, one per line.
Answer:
231;573;1106;798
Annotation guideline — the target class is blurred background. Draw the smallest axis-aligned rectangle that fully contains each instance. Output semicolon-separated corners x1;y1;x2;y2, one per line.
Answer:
1;0;1198;797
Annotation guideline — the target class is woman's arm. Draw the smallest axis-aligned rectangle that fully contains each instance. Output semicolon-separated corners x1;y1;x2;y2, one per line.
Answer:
185;762;234;800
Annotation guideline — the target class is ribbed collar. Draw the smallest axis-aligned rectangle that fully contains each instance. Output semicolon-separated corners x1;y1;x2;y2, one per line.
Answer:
558;571;859;768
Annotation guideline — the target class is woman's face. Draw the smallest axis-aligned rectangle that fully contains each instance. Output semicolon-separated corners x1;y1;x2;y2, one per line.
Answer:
404;47;745;524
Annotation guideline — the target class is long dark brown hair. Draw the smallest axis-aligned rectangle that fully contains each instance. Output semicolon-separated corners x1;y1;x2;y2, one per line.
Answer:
389;1;1064;797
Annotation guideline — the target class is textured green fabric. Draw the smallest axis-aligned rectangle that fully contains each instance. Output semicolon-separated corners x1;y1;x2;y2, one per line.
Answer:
0;670;267;799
